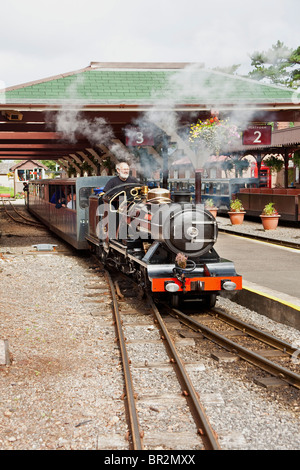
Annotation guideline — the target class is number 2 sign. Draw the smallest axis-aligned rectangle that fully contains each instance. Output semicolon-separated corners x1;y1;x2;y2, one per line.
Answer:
243;125;272;145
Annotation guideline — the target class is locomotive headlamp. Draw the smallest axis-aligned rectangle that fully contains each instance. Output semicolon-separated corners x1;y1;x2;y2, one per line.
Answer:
222;280;237;291
187;226;199;238
165;282;180;292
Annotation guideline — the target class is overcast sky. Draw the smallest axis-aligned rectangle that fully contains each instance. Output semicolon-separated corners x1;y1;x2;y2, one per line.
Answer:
0;0;299;88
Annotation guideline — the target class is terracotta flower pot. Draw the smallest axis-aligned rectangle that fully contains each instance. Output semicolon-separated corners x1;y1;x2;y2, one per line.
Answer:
208;208;218;218
260;214;280;230
228;211;246;225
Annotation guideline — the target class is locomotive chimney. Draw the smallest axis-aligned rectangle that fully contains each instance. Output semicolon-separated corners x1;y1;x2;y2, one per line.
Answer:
195;169;202;204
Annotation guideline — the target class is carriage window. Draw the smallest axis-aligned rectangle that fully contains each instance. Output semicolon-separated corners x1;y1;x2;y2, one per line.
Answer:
79;187;93;208
66;185;76;210
49;185;65;204
40;184;45;199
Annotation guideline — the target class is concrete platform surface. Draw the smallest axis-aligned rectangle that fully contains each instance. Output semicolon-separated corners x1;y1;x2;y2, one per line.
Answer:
215;218;300;329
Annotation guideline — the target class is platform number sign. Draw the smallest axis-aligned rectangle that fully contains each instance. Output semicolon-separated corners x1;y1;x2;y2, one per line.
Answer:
243;125;272;145
125;126;154;146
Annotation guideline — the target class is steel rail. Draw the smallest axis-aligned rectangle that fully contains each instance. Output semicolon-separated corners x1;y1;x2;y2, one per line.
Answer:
169;307;300;390
148;296;220;450
9;202;44;225
104;270;144;450
212;307;298;356
1;200;44;227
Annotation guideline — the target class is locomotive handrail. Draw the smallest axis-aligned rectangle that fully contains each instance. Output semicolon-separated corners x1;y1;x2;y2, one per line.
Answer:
102;183;143;202
102;183;144;214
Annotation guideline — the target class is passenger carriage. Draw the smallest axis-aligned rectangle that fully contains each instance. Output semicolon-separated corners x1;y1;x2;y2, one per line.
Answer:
26;176;111;249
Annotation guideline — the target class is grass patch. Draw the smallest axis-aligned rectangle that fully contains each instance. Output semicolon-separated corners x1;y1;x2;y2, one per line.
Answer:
0;186;14;196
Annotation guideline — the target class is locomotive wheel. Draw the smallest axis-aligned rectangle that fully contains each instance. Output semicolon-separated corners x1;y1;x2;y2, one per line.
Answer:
171;294;180;308
202;294;217;308
137;286;146;300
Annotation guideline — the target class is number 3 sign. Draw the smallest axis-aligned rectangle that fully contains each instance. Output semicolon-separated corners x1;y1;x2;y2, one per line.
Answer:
243;125;272;145
125;126;154;146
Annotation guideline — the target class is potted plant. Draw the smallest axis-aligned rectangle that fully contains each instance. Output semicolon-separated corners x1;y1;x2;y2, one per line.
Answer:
260;202;280;230
228;198;246;225
204;198;218;217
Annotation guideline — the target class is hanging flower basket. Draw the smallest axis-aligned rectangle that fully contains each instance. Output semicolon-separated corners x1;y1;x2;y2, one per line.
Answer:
189;116;240;155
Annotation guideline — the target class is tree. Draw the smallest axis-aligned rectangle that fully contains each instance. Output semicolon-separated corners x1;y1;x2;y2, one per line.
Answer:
248;40;299;88
288;46;300;85
221;155;250;178
212;64;241;75
263;155;284;174
41;160;57;171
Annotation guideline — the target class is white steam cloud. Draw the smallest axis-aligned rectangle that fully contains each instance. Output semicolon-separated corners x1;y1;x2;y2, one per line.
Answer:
134;63;255;171
56;109;114;146
51;76;135;165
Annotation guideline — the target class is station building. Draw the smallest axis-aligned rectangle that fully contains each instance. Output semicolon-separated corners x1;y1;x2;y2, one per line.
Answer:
0;62;299;189
10;160;49;194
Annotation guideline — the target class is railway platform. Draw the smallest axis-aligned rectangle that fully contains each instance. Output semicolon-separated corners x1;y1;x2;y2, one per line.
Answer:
215;216;300;330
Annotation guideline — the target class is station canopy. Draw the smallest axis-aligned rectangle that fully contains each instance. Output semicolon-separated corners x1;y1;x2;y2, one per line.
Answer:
0;62;299;172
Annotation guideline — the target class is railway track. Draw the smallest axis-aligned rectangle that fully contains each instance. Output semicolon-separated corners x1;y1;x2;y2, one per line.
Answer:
94;264;300;450
104;267;220;450
0;199;44;228
163;305;300;390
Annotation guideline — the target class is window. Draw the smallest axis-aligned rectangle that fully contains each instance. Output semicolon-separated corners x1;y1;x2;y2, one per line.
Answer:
17;170;25;181
49;185;65;204
40;184;45;199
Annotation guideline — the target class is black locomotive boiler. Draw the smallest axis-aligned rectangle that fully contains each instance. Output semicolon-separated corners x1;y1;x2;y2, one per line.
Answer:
86;183;242;307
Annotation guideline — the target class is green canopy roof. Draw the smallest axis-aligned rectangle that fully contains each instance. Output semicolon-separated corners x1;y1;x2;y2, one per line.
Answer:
2;63;298;108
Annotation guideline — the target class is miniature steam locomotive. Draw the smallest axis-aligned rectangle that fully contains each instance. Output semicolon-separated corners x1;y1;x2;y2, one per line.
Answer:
86;183;242;307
